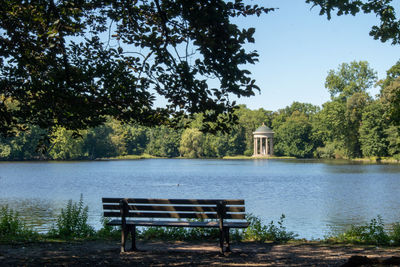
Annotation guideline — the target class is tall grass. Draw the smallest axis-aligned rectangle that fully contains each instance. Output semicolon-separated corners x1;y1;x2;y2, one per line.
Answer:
242;214;298;243
326;215;400;246
0;205;39;242
48;194;95;239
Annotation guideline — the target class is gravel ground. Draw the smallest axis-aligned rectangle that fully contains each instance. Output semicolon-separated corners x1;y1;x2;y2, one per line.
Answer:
1;240;400;266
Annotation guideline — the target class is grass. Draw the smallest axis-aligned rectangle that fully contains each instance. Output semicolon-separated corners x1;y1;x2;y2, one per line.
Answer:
222;155;296;160
352;157;400;164
99;153;161;160
102;154;298;160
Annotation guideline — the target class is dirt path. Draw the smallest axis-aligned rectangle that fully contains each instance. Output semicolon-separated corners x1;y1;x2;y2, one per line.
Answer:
1;240;400;266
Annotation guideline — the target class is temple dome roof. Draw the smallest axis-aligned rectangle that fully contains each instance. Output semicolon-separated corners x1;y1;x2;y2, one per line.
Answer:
253;123;274;134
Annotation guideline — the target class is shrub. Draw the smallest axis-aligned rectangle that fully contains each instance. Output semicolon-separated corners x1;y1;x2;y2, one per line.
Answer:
96;217;120;240
138;219;220;241
389;223;400;245
0;205;39;242
327;216;390;246
315;144;335;159
242;214;297;243
48;195;95;239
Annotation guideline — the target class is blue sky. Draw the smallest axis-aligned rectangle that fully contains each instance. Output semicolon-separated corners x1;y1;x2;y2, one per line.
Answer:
230;1;400;111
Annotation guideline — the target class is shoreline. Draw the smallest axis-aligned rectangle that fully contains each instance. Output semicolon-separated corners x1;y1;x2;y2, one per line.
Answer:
1;155;399;164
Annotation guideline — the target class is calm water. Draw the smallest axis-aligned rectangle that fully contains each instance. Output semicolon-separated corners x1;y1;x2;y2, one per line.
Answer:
1;159;400;239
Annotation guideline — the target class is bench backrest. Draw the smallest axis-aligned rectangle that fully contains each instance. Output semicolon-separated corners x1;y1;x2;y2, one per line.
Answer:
102;198;246;220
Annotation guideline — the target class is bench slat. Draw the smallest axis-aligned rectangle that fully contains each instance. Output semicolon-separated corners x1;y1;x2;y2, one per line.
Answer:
102;204;245;213
103;211;245;220
102;198;244;205
107;219;249;228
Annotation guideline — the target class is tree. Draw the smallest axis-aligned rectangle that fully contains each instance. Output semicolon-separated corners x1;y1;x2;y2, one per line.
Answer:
345;91;370;157
359;101;387;157
385;125;400;157
314;61;376;158
179;128;204;158
0;125;48;160
0;1;273;137
312;100;347;157
125;125;149;155
325;61;377;100
83;125;116;159
380;60;400;125
306;0;400;45
201;126;245;158
146;126;180;157
272;101;319;130
274;111;315;158
49;127;85;160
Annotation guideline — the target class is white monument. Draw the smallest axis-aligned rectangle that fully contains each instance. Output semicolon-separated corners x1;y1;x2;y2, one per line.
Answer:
253;123;274;157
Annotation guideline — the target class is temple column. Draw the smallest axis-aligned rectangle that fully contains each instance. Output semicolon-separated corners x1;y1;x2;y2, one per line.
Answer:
255;137;258;155
270;137;274;156
253;137;256;156
264;138;267;155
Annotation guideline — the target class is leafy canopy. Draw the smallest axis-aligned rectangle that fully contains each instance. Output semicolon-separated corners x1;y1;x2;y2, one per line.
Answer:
0;0;273;136
325;61;377;100
306;0;400;45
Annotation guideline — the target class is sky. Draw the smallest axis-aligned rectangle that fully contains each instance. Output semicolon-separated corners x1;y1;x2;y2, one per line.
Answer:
229;1;400;111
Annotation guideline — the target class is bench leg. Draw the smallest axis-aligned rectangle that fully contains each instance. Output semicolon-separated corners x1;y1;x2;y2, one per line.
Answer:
225;227;231;252
219;227;225;254
131;225;137;251
121;225;129;253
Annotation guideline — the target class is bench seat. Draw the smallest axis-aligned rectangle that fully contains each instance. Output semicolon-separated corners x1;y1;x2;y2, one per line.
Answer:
107;219;249;228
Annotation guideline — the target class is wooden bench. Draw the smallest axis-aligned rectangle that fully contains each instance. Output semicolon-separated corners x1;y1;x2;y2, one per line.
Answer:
102;198;249;253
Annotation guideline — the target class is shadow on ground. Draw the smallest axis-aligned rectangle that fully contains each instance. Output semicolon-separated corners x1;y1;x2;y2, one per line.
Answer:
1;240;400;266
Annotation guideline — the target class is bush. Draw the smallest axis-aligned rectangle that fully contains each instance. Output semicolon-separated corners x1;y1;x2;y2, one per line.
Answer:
138;219;220;241
96;217;120;240
326;216;390;246
0;205;39;242
315;144;335;159
48;195;95;239
244;149;253;157
390;223;400;245
242;214;297;243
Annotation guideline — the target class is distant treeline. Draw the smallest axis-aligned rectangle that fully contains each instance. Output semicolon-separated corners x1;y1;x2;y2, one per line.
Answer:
1;60;399;160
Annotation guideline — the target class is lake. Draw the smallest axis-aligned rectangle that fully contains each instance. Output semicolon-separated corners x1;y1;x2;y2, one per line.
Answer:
1;159;400;239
